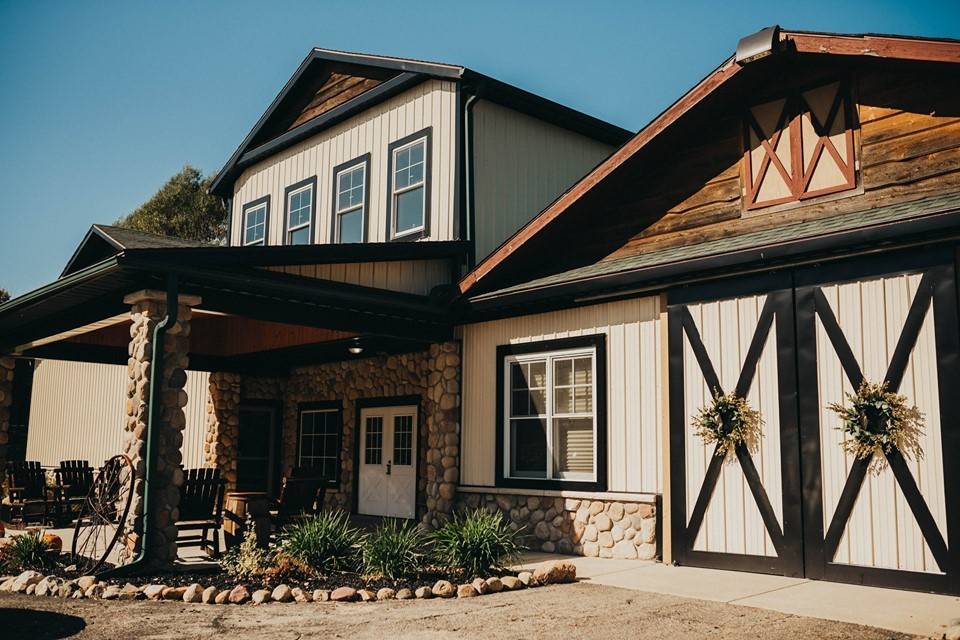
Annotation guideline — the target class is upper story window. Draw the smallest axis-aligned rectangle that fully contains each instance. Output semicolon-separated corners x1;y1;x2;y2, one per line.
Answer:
743;80;857;211
242;196;270;246
497;335;607;492
387;128;431;241
332;154;370;244
284;177;316;245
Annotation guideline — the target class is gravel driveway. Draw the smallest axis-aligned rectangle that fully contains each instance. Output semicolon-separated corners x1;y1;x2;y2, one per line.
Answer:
0;582;913;640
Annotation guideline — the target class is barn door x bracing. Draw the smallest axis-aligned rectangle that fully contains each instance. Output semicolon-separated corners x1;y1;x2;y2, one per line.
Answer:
669;252;960;594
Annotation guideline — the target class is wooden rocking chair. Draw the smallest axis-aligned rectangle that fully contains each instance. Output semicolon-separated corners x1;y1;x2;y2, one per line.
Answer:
54;460;94;524
270;475;327;530
175;467;226;557
3;461;53;526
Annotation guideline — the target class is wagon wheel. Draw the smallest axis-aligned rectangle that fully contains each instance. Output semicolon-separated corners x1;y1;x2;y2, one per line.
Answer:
71;454;135;575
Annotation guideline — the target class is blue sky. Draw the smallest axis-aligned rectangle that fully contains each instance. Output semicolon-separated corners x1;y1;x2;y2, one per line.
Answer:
1;0;958;295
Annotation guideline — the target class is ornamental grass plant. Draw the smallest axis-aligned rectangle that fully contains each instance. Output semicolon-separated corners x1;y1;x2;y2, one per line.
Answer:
430;508;522;578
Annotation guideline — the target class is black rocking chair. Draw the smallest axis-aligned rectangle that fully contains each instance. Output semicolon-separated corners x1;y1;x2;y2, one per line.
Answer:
54;460;95;524
175;467;226;557
270;475;327;530
3;461;54;526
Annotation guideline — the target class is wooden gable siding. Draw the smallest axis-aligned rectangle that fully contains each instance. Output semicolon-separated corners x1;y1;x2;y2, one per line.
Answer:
289;73;384;130
605;64;960;261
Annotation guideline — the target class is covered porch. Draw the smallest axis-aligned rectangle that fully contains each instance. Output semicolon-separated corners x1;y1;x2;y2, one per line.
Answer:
0;234;466;569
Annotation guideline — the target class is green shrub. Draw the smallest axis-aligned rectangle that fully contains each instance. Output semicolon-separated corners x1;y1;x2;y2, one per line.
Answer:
362;518;427;579
430;508;522;577
220;523;275;580
0;530;56;574
276;510;363;574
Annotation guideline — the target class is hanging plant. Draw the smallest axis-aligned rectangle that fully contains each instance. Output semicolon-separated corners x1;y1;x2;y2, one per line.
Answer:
828;381;924;474
692;391;763;459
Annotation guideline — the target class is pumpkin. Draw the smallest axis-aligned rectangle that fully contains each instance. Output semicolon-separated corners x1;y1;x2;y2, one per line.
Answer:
42;532;62;552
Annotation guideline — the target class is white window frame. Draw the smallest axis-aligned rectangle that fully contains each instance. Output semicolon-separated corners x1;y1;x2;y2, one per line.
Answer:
242;202;268;246
390;136;427;239
285;183;313;244
297;407;340;482
334;161;367;243
502;346;598;483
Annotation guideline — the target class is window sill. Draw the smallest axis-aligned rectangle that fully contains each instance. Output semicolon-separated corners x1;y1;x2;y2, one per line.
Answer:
494;477;606;493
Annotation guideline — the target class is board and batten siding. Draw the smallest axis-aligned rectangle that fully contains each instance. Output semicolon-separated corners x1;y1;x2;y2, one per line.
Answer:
471;99;616;261
232;79;458;246
26;360;209;469
459;297;663;493
264;258;451;296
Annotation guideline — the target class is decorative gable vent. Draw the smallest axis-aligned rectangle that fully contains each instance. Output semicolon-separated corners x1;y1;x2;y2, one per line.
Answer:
743;80;857;210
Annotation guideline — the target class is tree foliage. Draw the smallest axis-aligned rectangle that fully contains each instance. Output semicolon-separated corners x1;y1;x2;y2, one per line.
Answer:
115;165;227;243
0;288;9;304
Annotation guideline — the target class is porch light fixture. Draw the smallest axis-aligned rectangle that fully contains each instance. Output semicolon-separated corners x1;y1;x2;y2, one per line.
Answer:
348;339;363;355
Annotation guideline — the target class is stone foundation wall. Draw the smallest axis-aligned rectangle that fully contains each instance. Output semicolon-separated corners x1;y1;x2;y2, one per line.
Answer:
0;357;13;476
455;492;657;560
280;342;461;527
120;291;196;566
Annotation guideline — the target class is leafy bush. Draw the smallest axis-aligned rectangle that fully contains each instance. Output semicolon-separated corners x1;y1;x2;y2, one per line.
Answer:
430;509;522;577
276;510;364;574
362;518;427;579
221;523;275;580
0;531;56;574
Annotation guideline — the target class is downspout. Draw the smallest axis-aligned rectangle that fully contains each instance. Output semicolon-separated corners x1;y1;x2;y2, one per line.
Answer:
462;93;479;267
101;272;179;577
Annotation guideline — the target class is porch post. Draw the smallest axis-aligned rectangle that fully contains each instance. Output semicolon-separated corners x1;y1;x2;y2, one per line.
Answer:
0;356;13;475
205;372;241;490
121;289;200;566
423;341;461;528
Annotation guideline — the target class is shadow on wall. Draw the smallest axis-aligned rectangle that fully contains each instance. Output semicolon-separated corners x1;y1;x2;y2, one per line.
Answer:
0;608;86;639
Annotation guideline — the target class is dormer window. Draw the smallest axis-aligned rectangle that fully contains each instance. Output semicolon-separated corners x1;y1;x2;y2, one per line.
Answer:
284;177;316;245
743;80;857;211
387;128;431;241
332;155;370;243
242;196;270;246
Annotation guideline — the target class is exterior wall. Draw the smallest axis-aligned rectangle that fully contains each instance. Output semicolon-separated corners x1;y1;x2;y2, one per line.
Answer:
455;490;657;559
459;296;663;493
472;99;615;261
276;343;461;527
231;79;458;246
264;258;451;296
25;360;209;468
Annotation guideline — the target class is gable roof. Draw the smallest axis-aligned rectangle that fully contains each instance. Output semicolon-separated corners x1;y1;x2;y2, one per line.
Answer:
61;224;212;277
459;27;960;295
209;48;633;198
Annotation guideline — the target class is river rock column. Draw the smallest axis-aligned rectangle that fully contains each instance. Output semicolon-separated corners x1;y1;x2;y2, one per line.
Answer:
422;341;461;529
120;289;200;566
0;357;13;477
205;372;241;490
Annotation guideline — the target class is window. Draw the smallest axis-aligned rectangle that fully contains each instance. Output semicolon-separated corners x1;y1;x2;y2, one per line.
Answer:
497;335;607;491
284;177;316;245
332;155;369;243
297;403;342;485
743;80;857;211
242;196;270;246
387;128;431;240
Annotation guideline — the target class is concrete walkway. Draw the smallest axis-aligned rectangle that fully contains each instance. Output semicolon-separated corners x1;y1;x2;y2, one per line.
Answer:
516;553;960;637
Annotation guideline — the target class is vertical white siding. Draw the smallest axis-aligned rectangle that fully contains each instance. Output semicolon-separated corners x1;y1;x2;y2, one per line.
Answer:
232;79;458;246
471;99;615;260
460;297;662;493
682;295;782;557
26;360;209;469
264;258;451;296
816;273;946;574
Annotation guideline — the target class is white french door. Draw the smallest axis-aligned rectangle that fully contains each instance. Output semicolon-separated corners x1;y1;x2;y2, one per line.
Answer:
358;405;418;519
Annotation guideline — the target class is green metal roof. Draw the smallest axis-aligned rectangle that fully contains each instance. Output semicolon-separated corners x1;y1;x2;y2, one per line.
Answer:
473;191;960;301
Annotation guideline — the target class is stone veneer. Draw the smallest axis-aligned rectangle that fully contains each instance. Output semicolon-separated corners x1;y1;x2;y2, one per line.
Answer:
120;290;197;566
456;492;657;560
204;372;241;490
277;342;461;527
0;357;13;475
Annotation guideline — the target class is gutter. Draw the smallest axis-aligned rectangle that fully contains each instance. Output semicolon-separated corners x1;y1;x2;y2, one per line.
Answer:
101;273;179;577
462;92;479;267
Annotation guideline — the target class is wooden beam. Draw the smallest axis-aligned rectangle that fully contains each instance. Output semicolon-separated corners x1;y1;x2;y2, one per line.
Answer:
785;32;960;64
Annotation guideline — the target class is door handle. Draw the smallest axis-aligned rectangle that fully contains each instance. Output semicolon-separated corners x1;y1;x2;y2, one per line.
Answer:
386;461;392;475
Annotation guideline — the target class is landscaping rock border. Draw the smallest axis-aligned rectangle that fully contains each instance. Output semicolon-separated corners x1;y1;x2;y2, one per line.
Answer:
0;560;577;606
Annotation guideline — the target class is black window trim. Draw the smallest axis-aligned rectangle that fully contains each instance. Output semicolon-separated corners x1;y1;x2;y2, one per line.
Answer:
283;176;318;246
241;195;271;246
330;153;371;244
296;399;343;488
495;334;608;492
385;127;432;243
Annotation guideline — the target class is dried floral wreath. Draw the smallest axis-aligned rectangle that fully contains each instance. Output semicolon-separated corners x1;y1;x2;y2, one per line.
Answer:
828;381;925;474
693;391;763;459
